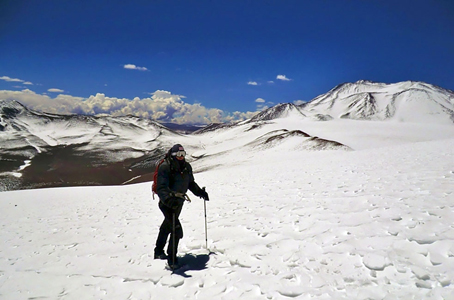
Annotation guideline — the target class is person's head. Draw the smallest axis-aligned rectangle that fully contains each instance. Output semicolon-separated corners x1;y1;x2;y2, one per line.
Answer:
169;144;186;161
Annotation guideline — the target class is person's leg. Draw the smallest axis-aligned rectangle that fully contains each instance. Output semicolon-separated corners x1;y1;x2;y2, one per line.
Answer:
167;205;184;266
154;202;173;258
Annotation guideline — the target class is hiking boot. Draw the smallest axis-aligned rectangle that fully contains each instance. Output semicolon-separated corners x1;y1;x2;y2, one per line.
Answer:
167;257;181;270
167;256;179;267
167;262;181;271
154;252;168;260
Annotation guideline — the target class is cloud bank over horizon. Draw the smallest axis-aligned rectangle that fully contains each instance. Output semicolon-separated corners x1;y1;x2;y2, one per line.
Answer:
0;89;257;124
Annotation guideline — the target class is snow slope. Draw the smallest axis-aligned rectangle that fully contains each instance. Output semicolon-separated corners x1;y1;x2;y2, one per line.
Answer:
1;81;454;298
0;98;184;161
1;125;454;299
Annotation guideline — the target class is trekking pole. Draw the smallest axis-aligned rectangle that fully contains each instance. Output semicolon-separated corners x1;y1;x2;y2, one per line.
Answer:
172;212;176;267
204;199;208;249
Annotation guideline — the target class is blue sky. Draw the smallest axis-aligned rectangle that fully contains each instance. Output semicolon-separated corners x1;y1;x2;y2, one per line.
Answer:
1;0;453;124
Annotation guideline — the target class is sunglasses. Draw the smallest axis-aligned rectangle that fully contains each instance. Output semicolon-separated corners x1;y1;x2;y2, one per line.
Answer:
171;150;186;157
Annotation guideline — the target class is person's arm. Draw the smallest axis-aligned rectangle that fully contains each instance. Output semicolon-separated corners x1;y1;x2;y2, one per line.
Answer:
187;164;209;200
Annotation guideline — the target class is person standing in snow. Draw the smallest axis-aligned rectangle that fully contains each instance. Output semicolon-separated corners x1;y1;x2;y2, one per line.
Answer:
154;144;209;269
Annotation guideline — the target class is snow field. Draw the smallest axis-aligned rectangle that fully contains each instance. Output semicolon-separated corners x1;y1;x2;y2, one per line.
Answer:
195;141;454;299
1;138;454;299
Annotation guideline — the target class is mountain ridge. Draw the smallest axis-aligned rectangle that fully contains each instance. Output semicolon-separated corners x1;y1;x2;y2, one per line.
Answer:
2;80;454;191
248;103;306;122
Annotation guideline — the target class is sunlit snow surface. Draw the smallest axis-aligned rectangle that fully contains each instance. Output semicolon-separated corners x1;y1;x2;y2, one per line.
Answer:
1;117;454;299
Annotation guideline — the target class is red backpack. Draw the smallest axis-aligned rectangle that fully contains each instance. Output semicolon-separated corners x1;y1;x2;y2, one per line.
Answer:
151;158;166;199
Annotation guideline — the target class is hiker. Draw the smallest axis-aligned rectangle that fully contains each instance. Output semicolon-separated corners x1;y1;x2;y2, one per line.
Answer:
153;144;209;269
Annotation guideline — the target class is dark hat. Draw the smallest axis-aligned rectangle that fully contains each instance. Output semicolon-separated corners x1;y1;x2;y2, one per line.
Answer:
170;144;184;153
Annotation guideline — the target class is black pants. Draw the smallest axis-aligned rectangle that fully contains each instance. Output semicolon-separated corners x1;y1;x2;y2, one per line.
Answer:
154;201;183;262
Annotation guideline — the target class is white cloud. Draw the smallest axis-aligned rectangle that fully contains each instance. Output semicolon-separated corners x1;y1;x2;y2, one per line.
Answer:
268;81;275;84
0;76;33;85
293;100;306;105
124;64;148;71
48;88;65;93
276;74;292;81
247;81;258;86
225;110;257;123
256;97;275;110
0;88;259;124
0;76;23;82
255;97;274;111
0;89;84;115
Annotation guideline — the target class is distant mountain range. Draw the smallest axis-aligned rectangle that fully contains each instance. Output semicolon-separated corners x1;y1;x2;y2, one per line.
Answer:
242;81;454;124
1;80;453;191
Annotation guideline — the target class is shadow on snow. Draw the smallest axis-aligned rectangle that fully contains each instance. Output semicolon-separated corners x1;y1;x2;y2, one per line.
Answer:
172;252;215;277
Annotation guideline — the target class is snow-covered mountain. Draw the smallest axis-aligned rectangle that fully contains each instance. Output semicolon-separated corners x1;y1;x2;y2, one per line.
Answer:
300;80;454;123
0;99;198;190
248;103;306;122
1;80;454;191
0;98;176;151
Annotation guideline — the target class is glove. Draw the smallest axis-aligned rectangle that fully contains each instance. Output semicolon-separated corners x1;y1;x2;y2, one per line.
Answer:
199;187;209;201
167;197;184;209
164;192;185;209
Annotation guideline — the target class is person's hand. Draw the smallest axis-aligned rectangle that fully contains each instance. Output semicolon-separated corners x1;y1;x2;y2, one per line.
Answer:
165;192;185;209
173;192;186;199
200;187;209;201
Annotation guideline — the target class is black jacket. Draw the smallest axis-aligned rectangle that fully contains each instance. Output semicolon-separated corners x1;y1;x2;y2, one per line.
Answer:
156;157;204;204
